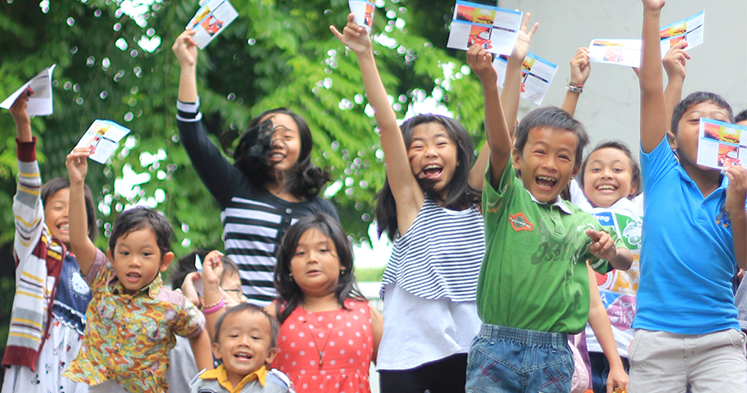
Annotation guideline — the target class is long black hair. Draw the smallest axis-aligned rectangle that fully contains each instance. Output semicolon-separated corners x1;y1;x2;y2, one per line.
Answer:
220;108;330;199
41;177;97;242
273;213;364;323
374;114;478;241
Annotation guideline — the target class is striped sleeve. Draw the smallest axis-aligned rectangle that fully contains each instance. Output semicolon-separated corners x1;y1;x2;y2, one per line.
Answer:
13;138;45;269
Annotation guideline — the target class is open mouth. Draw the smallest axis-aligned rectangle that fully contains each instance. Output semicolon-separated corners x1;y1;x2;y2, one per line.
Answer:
267;152;286;163
596;184;618;193
535;176;557;191
234;352;253;361
57;223;69;233
125;272;141;282
422;164;443;180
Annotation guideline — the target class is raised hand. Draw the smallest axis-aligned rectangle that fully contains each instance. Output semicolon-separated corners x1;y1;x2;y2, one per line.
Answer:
201;250;224;290
66;148;91;186
662;40;690;82
467;44;497;86
725;165;747;216
642;0;665;11
172;29;198;67
330;13;372;56
9;91;31;129
510;12;538;62
569;47;591;86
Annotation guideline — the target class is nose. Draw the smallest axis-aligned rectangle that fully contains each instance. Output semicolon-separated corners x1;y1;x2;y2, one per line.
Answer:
600;167;613;178
541;156;558;172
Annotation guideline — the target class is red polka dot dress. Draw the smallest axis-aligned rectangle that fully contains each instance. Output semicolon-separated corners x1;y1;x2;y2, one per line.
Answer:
274;298;373;393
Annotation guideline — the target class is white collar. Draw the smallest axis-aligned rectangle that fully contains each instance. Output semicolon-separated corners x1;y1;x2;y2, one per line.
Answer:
525;188;573;214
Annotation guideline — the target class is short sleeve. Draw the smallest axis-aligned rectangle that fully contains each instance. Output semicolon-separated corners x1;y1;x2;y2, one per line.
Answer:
483;155;517;213
173;297;205;339
640;135;678;194
84;248;112;287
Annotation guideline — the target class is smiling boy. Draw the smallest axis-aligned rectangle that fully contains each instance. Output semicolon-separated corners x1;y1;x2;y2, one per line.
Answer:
464;45;632;392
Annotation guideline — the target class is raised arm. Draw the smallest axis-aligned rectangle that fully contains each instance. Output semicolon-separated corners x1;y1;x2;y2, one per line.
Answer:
11;92;31;142
331;14;422;231
173;29;198;103
466;45;511;187
639;0;668;153
65;148;98;276
662;40;689;131
560;47;591;117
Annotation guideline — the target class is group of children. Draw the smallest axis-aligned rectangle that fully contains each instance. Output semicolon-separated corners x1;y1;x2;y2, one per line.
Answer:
3;1;747;392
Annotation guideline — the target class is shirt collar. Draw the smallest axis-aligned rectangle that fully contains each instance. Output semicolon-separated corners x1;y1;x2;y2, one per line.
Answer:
675;165;728;193
110;272;163;298
524;188;573;214
200;365;268;391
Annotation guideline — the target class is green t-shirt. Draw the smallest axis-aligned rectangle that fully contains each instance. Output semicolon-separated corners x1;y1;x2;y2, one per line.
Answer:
478;158;622;334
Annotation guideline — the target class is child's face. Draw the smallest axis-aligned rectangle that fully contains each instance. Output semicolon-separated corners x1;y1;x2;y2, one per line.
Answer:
107;227;173;295
583;148;635;208
289;228;343;297
44;188;70;247
513;127;580;203
220;272;246;307
262;113;301;173
407;122;459;198
212;310;277;382
675;101;731;170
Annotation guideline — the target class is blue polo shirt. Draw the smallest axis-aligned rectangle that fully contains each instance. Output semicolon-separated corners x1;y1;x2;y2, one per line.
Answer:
633;136;739;334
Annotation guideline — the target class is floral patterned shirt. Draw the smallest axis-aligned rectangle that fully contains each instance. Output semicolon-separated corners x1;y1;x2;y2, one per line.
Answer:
63;249;204;392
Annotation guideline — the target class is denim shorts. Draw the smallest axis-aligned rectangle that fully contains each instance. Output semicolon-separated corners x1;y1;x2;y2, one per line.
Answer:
466;324;574;393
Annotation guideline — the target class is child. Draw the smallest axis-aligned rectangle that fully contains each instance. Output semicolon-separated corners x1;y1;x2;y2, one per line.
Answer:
330;14;496;392
2;94;97;393
62;148;213;393
201;213;383;393
189;303;292;393
167;251;246;392
172;29;339;307
630;0;747;391
465;43;633;392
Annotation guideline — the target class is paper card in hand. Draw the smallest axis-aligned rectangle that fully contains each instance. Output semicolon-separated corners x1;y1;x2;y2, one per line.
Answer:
0;65;56;117
493;52;557;105
349;0;375;34
446;0;522;56
74;120;131;164
697;118;747;170
186;0;239;49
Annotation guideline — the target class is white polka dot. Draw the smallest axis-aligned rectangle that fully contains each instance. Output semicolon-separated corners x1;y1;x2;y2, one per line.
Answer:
340;368;345;373
303;384;307;389
309;342;315;347
290;342;295;347
298;316;304;321
330;360;336;365
327;375;331;379
363;325;367;330
338;331;344;336
328;323;333;328
363;343;367;348
318;315;323;321
320;384;324;389
360;308;366;313
299;332;304;337
312;374;317;379
320;370;326;375
355;331;360;337
310;360;315;366
336;315;342;320
319;332;324;338
309;324;314;329
292;361;297;366
300;350;305;356
348;339;354;345
280;366;285;371
357;369;360;373
300;369;306;374
346;322;351;327
340;349;345;355
353;315;358;320
335;383;339;388
329;341;335;347
289;324;295;329
282;335;286;340
357;351;361;355
285;354;289;359
349;358;354;363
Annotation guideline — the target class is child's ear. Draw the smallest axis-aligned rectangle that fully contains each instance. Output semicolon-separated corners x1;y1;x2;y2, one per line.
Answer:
265;347;278;365
511;147;522;170
211;342;222;361
570;162;581;180
666;131;678;150
159;252;175;272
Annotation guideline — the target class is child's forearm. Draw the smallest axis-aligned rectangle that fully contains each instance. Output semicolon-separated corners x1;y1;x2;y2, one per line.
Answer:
483;80;512;186
731;210;747;270
501;57;523;140
202;283;225;341
68;181;97;276
468;142;490;191
560;90;581;118
664;76;684;131
15;121;32;143
178;64;198;103
640;5;668;153
610;247;633;271
189;329;214;371
587;264;626;372
356;50;399;136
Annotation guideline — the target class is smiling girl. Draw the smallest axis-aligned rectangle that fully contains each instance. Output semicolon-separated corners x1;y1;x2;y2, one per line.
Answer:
331;15;487;392
173;30;338;306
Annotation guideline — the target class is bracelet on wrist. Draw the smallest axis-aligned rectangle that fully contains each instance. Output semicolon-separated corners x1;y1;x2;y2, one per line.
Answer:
203;298;225;314
566;81;584;94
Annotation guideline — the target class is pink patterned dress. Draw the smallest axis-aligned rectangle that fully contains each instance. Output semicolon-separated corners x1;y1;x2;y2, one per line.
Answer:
273;298;373;393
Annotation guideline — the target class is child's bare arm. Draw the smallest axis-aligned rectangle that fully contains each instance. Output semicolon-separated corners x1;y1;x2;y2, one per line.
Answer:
173;30;199;103
201;250;226;341
725;166;747;270
586;263;629;393
189;329;214;371
560;47;591;117
467;45;511;187
10;93;32;142
370;305;383;365
331;14;422;232
65;148;97;276
639;0;668;153
586;229;633;270
663;40;690;131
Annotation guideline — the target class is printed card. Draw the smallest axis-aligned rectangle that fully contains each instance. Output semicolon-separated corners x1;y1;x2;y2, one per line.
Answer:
0;65;56;117
446;0;522;56
74;120;131;164
696;118;747;170
186;0;239;49
493;52;557;105
349;0;375;34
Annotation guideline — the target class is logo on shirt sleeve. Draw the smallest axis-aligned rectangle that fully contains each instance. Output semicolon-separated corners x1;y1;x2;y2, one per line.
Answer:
509;212;533;232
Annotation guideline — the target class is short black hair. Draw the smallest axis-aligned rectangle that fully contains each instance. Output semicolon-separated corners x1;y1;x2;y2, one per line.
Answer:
169;250;240;290
671;92;733;135
578;140;642;198
41;177;98;242
515;106;589;167
108;207;172;257
735;109;747;124
213;303;279;349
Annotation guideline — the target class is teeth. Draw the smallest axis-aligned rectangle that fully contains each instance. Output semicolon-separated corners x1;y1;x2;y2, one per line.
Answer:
58;224;69;230
424;165;442;170
537;176;556;182
598;185;616;190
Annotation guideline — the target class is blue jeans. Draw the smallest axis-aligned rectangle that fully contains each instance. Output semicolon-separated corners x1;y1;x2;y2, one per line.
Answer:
466;324;574;393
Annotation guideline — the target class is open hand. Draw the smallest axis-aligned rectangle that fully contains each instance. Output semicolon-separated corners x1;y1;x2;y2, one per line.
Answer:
172;29;198;67
181;271;202;307
663;40;690;82
510;12;538;62
569;47;591;86
330;13;371;56
725;165;747;216
586;229;617;261
467;44;497;85
66;148;91;185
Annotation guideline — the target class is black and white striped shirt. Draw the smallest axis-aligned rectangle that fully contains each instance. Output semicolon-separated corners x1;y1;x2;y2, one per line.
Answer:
380;197;484;302
177;99;339;305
